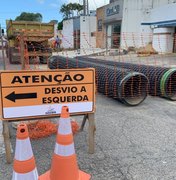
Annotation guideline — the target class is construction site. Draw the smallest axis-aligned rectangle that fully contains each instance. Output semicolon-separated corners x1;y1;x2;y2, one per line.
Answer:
1;0;176;180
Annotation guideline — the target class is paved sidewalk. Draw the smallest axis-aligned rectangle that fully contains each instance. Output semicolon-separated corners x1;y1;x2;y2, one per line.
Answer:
1;95;176;180
52;48;107;58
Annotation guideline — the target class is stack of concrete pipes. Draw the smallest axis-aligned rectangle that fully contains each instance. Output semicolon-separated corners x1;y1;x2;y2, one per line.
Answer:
49;56;149;106
77;56;176;101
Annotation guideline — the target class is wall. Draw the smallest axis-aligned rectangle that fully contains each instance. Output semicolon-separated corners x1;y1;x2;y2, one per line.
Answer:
121;0;153;48
149;3;176;23
73;17;80;30
96;6;106;48
104;0;123;24
62;19;74;49
152;0;175;8
62;16;96;50
104;0;123;49
73;17;80;49
80;16;96;49
143;1;176;53
153;27;174;53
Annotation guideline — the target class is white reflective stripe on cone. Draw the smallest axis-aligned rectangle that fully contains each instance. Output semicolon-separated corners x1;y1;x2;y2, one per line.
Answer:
54;142;75;156
58;118;72;135
12;168;38;180
15;138;33;161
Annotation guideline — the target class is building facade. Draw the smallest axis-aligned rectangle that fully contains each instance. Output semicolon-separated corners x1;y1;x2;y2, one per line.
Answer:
142;2;176;53
96;0;176;53
96;6;106;48
62;16;96;50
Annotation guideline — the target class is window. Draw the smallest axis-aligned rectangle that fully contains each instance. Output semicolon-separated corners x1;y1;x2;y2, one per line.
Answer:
112;24;121;48
98;19;102;31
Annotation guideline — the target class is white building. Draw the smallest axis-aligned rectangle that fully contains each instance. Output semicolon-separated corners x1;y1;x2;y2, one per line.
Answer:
62;16;96;50
142;2;176;53
97;0;176;53
62;19;74;49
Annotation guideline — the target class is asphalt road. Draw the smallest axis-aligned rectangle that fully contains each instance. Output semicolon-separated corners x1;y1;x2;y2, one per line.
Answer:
1;52;176;179
1;95;176;180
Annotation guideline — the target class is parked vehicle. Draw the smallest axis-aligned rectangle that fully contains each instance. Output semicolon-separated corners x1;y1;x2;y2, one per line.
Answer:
6;20;54;64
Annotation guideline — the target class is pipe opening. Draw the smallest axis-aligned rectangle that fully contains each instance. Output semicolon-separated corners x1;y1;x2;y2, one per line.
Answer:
120;73;149;106
20;129;25;133
164;70;176;100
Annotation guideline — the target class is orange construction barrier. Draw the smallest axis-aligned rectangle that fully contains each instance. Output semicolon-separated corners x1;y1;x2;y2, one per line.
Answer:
39;106;91;180
12;123;38;180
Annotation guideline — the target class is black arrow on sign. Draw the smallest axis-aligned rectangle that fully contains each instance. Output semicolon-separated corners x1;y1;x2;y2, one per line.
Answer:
5;91;37;102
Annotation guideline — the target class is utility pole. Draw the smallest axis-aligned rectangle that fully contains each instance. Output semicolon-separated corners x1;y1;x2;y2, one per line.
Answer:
83;0;89;16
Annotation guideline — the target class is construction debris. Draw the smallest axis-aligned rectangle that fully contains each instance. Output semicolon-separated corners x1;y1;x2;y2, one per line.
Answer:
137;43;158;56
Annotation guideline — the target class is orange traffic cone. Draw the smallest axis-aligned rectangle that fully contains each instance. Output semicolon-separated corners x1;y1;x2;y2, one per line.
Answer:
12;123;38;180
39;106;91;180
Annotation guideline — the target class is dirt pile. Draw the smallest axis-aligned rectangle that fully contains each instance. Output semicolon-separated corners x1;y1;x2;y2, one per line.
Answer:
137;43;158;56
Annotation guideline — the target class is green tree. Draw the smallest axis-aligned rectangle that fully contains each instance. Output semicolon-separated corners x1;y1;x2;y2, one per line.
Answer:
75;3;83;15
68;3;74;17
15;12;42;22
60;3;83;19
60;4;71;19
58;20;63;30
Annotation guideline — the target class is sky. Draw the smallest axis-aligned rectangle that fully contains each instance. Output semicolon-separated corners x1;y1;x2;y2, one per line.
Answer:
0;0;109;30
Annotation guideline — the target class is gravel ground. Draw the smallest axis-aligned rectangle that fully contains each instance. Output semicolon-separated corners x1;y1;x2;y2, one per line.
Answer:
1;52;176;179
0;122;5;156
1;94;176;180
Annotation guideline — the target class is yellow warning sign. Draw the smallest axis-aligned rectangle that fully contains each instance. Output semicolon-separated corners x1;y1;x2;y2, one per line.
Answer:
0;69;95;120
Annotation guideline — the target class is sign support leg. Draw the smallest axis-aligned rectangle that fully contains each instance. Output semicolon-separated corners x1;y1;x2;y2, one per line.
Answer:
80;114;88;131
88;113;96;154
3;121;12;164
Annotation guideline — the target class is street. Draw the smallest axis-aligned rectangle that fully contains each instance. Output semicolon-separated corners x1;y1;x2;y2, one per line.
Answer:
1;51;176;179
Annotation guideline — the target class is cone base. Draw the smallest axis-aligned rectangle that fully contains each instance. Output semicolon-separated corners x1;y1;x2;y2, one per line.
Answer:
39;170;91;180
79;170;91;180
